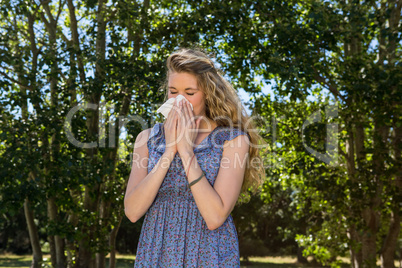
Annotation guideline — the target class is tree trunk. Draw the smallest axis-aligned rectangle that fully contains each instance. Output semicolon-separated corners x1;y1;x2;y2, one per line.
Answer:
77;185;97;268
108;216;123;268
48;233;57;268
381;2;402;266
380;209;400;268
96;253;105;268
348;225;363;268
77;241;93;268
65;238;76;268
96;196;109;268
361;122;389;268
40;3;66;267
24;198;43;268
381;124;402;268
77;0;106;266
345;120;364;268
361;207;379;268
19;28;43;267
66;212;78;268
297;245;308;264
47;197;66;268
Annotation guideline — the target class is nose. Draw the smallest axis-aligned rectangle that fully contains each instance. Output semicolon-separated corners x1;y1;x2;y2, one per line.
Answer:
177;94;188;102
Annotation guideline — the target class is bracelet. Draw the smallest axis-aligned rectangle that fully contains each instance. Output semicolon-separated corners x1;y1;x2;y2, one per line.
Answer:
186;154;195;178
187;171;205;189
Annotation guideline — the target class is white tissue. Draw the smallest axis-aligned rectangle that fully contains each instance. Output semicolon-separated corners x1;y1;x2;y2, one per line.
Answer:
157;95;193;119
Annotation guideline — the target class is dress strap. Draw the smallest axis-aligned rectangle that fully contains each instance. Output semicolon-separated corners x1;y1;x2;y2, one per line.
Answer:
147;123;164;151
211;127;249;149
149;123;162;140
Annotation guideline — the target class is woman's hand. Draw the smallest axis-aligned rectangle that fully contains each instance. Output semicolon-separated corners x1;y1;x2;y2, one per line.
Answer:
176;100;203;156
163;98;180;155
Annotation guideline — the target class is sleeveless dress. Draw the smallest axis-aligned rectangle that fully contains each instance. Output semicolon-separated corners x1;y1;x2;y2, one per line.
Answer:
133;122;248;268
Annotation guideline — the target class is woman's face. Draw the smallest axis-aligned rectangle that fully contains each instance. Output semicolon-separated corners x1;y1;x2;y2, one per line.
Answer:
167;72;206;117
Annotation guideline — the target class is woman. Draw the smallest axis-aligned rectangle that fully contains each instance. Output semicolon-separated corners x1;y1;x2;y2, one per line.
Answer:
124;47;265;267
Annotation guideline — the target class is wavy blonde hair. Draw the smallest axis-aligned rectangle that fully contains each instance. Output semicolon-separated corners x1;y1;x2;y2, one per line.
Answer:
161;47;265;204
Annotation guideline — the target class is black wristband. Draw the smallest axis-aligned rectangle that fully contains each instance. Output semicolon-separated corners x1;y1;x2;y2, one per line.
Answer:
188;171;205;189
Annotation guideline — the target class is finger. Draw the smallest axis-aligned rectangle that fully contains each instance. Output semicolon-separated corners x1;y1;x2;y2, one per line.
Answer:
167;103;173;121
185;102;194;125
172;98;177;111
187;103;197;140
182;101;189;124
170;103;179;131
172;99;179;116
183;103;192;142
167;98;177;121
173;107;178;140
180;102;187;129
171;101;178;121
167;103;175;124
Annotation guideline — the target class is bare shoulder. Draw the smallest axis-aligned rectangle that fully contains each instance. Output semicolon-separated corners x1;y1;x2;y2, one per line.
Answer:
134;127;153;149
223;133;250;150
141;127;153;139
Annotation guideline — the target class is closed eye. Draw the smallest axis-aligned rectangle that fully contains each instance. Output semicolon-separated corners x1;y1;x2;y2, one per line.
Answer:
170;92;194;96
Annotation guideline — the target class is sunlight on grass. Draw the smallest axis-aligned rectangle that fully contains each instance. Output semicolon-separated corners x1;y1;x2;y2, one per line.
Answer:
0;253;399;268
0;254;35;268
0;254;304;268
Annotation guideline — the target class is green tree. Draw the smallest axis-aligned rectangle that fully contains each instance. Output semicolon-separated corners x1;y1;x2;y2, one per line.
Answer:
201;0;402;267
0;0;209;267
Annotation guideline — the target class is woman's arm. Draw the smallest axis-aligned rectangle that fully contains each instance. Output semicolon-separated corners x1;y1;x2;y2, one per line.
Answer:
124;128;176;223
181;134;250;230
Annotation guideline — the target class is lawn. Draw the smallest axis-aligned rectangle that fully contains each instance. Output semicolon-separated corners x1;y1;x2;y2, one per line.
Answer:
0;254;352;268
3;253;398;268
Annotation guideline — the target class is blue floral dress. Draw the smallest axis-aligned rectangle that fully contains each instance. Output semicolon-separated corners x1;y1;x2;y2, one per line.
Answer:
133;122;248;267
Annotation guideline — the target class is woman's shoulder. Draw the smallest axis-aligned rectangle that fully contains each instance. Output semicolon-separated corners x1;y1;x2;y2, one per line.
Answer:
133;127;153;150
135;122;163;142
210;125;249;148
144;122;165;149
140;127;153;139
134;123;164;151
215;125;248;138
144;123;163;140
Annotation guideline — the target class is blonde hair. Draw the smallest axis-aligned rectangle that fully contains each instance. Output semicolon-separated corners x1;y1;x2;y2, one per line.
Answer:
161;46;265;204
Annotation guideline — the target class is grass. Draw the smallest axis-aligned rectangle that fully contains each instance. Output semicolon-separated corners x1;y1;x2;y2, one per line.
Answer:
14;253;402;268
0;254;32;268
0;253;349;268
1;253;399;267
106;254;327;268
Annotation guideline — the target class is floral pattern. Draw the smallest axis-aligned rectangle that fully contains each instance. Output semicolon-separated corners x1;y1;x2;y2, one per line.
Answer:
133;122;248;267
